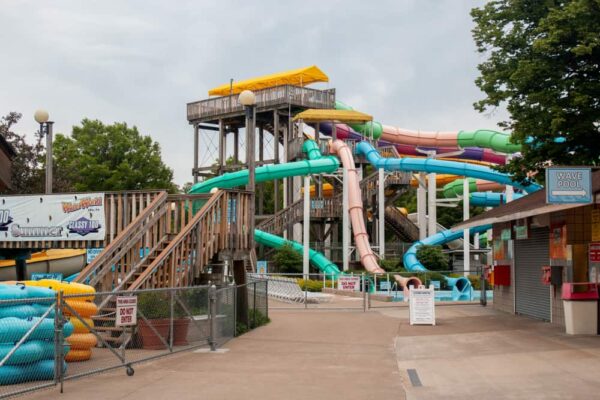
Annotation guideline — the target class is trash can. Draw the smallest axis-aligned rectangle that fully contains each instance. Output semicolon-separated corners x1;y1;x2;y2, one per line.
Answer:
562;283;599;335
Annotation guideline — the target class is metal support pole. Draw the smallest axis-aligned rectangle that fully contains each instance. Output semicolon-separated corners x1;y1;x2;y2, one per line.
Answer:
427;172;437;237
193;124;199;184
218;119;225;173
273;111;280;213
362;273;367;312
480;266;487;306
208;285;217;351
234;128;239;164
45;122;54;194
246;106;256;250
417;172;427;240
342;168;350;272
463;178;470;277
303;175;310;280
378;168;385;258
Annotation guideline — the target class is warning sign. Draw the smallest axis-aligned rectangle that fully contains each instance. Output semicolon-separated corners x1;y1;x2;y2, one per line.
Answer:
116;296;137;327
409;285;436;326
590;243;600;263
337;276;361;291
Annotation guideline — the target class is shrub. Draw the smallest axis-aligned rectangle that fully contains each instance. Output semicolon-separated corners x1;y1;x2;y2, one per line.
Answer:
137;291;170;319
273;244;303;273
297;279;335;292
379;259;403;272
416;245;449;271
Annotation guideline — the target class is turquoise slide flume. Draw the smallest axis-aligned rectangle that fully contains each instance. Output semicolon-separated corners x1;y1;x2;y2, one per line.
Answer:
189;141;339;194
254;229;341;276
189;140;342;276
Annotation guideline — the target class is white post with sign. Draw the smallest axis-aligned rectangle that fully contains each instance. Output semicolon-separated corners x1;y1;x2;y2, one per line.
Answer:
409;285;436;325
116;296;137;327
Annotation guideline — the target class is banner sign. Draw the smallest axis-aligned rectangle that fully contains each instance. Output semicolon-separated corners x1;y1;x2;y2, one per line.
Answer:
0;193;105;241
338;276;361;291
31;273;63;281
86;248;104;264
546;167;592;204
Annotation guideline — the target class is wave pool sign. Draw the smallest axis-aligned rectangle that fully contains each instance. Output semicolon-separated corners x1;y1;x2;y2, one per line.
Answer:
546;167;592;204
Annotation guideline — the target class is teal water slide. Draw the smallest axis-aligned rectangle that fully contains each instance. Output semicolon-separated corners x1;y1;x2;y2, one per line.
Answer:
356;141;542;296
189;140;342;275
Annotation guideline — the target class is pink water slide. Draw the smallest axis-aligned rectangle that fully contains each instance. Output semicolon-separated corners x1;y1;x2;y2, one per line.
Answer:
329;140;421;289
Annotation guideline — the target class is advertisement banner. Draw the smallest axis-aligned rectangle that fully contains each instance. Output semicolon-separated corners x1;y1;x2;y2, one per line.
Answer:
0;193;106;242
549;221;568;260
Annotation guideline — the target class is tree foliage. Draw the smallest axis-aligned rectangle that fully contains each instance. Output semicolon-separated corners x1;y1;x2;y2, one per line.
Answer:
472;0;600;181
273;243;303;274
53;119;176;192
416;245;449;271
0;112;45;194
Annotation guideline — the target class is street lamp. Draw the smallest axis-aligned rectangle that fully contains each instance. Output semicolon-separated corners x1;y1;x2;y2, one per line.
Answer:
34;109;53;194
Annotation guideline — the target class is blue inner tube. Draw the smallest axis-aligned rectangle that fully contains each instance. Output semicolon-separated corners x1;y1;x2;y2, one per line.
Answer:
0;359;67;385
0;341;69;365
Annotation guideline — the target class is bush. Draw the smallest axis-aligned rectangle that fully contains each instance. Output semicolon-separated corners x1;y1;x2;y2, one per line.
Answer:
273;244;303;273
236;309;270;336
416;245;449;271
297;279;335;292
379;259;403;272
138;291;170;319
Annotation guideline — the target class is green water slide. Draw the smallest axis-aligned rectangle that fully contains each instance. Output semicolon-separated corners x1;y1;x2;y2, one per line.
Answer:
188;140;342;275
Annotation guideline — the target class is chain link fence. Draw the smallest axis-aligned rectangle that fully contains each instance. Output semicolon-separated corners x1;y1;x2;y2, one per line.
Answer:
251;268;492;310
0;280;268;399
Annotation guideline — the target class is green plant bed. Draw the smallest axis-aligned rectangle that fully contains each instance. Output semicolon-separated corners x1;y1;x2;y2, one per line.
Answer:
236;309;270;336
297;279;335;292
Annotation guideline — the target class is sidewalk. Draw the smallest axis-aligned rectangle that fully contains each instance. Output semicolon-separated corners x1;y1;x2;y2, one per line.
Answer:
27;302;405;400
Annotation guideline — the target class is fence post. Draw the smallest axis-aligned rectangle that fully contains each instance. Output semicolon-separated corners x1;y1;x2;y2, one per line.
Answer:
58;291;65;393
362;273;367;312
169;290;174;351
232;283;237;337
253;281;257;329
53;292;61;387
209;285;217;351
480;266;487;307
265;279;269;320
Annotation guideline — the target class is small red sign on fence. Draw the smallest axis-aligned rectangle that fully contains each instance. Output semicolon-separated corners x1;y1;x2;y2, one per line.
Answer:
590;242;600;263
116;296;137;327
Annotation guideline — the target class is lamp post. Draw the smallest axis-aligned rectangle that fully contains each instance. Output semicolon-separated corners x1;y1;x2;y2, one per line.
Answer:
239;90;257;249
34;110;53;194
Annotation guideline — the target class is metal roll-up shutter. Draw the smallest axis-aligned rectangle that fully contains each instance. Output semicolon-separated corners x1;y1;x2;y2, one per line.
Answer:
515;227;550;321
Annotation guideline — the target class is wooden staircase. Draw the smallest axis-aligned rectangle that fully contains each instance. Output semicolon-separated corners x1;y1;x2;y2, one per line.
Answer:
76;190;253;347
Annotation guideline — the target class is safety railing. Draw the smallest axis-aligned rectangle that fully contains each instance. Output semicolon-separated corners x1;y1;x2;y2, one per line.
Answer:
187;85;336;121
128;190;253;290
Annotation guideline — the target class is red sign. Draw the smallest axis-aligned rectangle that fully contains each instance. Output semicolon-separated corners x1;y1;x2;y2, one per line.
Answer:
590;243;600;263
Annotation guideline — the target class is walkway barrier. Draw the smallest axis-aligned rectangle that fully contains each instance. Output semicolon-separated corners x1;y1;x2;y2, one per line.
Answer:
0;280;267;399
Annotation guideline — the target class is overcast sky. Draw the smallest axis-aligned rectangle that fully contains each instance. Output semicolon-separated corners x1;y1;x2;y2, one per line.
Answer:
1;0;506;186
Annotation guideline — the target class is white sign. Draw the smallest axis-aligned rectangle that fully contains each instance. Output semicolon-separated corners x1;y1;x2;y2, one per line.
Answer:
0;193;106;241
409;285;436;325
256;260;267;274
338;276;361;291
116;296;137;327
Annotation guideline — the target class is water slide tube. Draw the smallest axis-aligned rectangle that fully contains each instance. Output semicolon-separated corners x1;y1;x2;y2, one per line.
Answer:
357;141;542;293
402;224;492;298
254;230;341;277
319;123;508;165
189;141;340;194
442;178;524;207
190;141;342;278
334;101;521;154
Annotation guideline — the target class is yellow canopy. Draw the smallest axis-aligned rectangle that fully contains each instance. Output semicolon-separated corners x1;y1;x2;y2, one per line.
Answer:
293;109;373;123
208;65;329;96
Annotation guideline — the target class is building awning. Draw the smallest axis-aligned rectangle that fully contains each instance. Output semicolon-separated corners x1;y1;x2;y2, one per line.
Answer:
454;169;600;230
208;65;329;96
293;109;373;124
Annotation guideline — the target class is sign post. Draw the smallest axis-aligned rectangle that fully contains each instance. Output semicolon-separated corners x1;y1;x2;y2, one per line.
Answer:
116;296;137;327
546;167;592;204
409;285;436;325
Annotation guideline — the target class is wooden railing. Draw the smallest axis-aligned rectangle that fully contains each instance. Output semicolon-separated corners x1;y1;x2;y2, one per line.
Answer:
187;85;336;122
75;192;170;291
384;206;420;242
128;190;252;290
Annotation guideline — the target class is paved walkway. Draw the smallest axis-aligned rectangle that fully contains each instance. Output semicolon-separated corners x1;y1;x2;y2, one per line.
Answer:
24;298;600;400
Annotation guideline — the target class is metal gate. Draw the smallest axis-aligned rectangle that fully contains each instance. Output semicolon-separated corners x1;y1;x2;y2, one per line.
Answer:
515;227;550;321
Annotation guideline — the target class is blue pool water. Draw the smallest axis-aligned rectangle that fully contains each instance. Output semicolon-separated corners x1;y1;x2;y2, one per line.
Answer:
375;289;494;302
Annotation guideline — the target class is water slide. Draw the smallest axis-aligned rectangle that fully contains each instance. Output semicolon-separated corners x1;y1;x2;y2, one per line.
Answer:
442;178;523;207
356;141;542;293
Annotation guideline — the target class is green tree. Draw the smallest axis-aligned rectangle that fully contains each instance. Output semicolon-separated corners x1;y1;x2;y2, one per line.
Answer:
416;245;449;271
53;119;176;192
272;243;303;274
0;112;45;194
472;0;600;182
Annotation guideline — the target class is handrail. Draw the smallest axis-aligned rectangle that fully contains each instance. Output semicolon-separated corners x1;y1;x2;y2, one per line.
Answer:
75;191;169;284
127;190;232;290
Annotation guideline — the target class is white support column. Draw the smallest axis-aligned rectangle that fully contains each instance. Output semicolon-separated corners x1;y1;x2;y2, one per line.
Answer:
378;168;385;259
463;178;470;277
505;154;514;203
303;175;310;279
342;168;350;272
427;172;437;236
417;172;427;240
